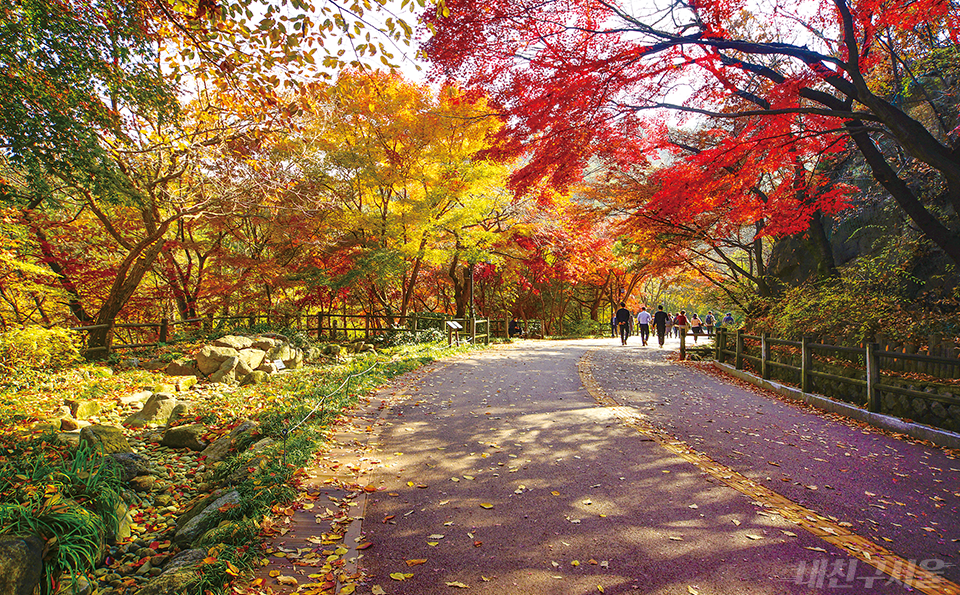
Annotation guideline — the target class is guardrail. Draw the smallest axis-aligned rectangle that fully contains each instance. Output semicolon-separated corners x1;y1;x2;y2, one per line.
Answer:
715;328;960;414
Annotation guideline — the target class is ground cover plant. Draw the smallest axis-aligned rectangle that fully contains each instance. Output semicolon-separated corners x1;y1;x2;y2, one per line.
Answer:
0;327;486;594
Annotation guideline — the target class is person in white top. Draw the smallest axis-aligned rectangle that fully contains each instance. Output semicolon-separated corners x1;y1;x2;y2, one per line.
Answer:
636;305;653;346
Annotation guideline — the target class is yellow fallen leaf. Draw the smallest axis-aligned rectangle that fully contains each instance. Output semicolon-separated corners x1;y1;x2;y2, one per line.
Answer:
688;586;700;595
390;572;414;581
372;586;387;595
599;587;604;593
746;534;763;540
268;570;280;578
446;581;470;588
406;559;428;566
552;491;560;496
669;536;684;541
277;576;298;586
463;475;475;480
571;560;580;566
479;503;494;509
340;585;356;594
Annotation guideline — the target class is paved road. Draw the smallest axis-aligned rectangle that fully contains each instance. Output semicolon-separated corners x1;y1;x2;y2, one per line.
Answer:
357;339;960;594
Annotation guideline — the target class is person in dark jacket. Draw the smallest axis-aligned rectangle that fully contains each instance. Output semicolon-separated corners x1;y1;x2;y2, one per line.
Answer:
615;302;632;345
653;305;669;348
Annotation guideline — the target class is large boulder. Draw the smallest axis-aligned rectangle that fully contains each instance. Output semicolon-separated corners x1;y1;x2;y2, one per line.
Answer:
123;393;177;427
0;535;45;595
173;490;240;547
79;425;131;454
164;359;199;378
201;420;259;465
267;343;295;363
236;348;266;371
107;452;154;482
209;356;239;384
161;424;207;451
251;336;280;351
211;335;253;350
65;399;101;419
195;346;239;376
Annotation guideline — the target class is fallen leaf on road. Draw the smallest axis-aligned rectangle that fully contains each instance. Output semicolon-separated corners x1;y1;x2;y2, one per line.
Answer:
688;504;698;509
429;534;445;539
669;536;684;541
406;559;427;566
479;503;494;509
731;519;741;526
571;560;580;566
552;491;560;496
688;586;699;594
746;534;763;540
390;572;414;581
357;542;374;550
805;547;828;553
446;581;470;588
372;586;386;594
277;576;298;587
781;531;797;537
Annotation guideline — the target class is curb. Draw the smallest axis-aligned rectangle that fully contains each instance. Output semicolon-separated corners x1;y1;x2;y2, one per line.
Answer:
712;361;960;450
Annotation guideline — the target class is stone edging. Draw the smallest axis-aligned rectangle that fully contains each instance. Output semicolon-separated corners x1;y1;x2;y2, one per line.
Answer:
712;361;960;450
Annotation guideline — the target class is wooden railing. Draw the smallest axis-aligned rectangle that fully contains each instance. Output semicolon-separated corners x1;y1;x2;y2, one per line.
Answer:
714;328;960;413
72;313;543;355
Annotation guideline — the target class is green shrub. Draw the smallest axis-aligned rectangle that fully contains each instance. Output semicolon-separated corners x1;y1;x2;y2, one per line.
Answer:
371;327;445;347
0;327;82;375
0;440;123;594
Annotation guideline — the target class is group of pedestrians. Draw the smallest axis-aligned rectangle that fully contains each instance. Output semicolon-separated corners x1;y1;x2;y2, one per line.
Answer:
614;303;735;348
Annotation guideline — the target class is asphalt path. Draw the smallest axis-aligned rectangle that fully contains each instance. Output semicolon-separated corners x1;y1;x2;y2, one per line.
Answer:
357;338;960;594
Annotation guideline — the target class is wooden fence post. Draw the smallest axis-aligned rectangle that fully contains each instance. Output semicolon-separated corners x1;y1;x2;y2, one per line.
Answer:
716;328;725;363
801;336;811;393
159;318;169;343
761;332;770;380
471;318;477;343
316;312;323;338
866;342;881;413
735;329;744;370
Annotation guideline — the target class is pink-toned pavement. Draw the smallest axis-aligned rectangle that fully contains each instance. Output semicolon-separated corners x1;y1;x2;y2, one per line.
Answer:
253;338;960;595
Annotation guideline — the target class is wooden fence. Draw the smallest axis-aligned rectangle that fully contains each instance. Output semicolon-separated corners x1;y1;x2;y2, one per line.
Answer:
72;313;543;356
714;328;960;417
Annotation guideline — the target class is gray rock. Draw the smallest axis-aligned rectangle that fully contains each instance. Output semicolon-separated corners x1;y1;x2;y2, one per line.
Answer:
123;393;178;428
251;336;279;351
195;346;239;376
169;375;198;391
65;399;101;419
129;475;158;492
54;432;81;448
284;348;304;369
211;335;253;350
209;356;239;384
173;490;240;547
141;359;167;372
268;343;295;362
0;535;45;595
164;402;193;429
135;549;205;595
164;359;199;377
256;361;279;374
200;420;259;465
108;452;154;482
161;424;207;451
240;370;270;386
120;391;152;406
237;348;267;371
248;437;274;452
79;425;131;454
54;574;94;595
60;416;80;432
106;501;132;544
235;357;254;380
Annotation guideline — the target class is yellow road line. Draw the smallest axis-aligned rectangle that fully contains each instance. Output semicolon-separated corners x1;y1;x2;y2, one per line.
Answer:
578;350;960;595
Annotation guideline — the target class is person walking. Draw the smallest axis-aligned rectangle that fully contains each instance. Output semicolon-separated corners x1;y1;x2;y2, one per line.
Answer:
704;311;716;335
636;305;652;346
653;305;669;348
690;313;703;343
615;302;632;345
673;310;688;342
721;312;735;327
